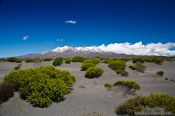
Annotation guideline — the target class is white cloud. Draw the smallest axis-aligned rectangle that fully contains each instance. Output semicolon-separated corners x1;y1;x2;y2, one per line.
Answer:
22;35;29;40
97;42;175;56
53;42;175;56
65;20;77;24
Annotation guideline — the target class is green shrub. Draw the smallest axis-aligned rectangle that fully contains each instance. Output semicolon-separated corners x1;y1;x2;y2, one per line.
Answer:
24;58;35;63
53;58;63;66
113;80;140;90
71;56;86;63
146;57;164;65
81;63;96;71
115;93;175;115
132;58;145;63
65;58;71;64
129;63;146;73
85;67;104;79
7;57;22;63
108;60;126;71
0;58;7;62
0;81;14;104
4;66;76;107
83;58;100;65
104;83;113;90
156;71;164;76
43;58;53;61
14;63;22;70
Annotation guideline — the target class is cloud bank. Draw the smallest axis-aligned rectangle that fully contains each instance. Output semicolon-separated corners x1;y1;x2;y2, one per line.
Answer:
97;42;175;56
65;20;76;24
54;42;175;56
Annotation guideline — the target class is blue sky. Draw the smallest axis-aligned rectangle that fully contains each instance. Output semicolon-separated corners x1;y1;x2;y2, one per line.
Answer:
0;0;175;57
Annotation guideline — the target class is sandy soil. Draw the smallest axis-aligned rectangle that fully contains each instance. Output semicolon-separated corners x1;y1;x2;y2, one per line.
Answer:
0;61;175;116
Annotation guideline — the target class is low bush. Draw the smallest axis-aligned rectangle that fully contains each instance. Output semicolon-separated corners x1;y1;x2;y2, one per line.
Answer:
104;83;113;90
0;81;14;105
129;63;146;73
85;67;104;79
0;58;7;62
115;93;175;115
156;71;164;76
14;63;22;70
113;80;140;90
24;58;35;63
4;66;76;107
108;60;126;71
71;56;86;63
132;58;145;63
43;58;53;61
83;58;100;65
81;63;96;71
53;58;63;66
7;57;22;63
64;58;71;64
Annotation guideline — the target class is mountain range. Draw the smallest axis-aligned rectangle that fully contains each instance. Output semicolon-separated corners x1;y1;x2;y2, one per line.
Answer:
21;46;134;58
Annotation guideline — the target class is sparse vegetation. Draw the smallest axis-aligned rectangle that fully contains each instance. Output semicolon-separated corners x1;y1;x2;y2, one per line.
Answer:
3;66;76;107
129;62;146;73
85;67;104;78
115;93;175;115
104;83;113;90
81;63;96;71
53;57;63;66
156;71;164;76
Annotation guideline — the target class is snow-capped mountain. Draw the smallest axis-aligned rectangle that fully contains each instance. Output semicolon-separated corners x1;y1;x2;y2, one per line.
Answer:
22;46;131;58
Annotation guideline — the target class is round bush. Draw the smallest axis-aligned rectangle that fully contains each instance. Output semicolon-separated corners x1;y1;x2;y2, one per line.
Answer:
85;67;104;78
81;63;96;71
53;58;63;66
108;60;126;71
71;56;86;63
65;58;71;64
4;66;76;107
115;93;175;115
83;58;100;65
